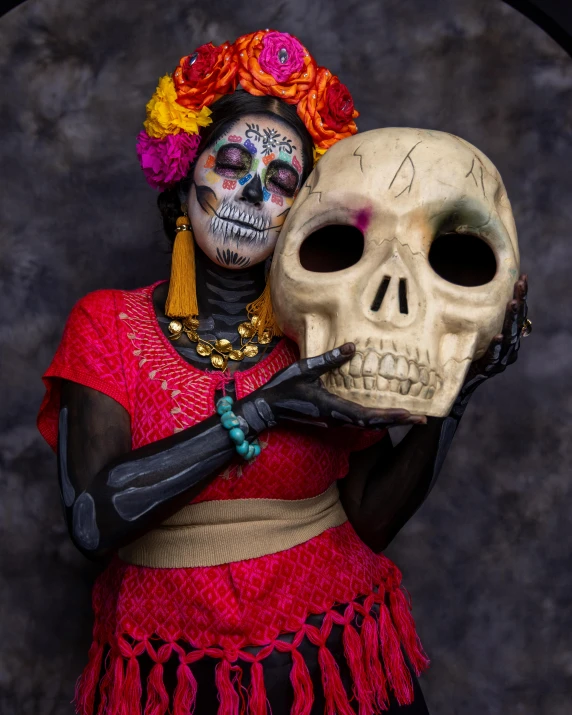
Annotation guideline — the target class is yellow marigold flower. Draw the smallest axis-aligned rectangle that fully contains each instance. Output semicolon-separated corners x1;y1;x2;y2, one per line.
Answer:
144;75;212;138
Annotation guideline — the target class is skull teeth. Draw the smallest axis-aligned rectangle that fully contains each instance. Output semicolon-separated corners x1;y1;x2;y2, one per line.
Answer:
327;349;442;400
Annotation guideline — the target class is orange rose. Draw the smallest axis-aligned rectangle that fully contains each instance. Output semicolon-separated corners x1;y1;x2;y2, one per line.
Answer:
235;30;316;105
297;67;359;150
173;42;238;110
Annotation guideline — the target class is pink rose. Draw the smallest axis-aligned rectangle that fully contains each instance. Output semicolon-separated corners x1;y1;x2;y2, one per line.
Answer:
258;31;305;83
136;131;201;190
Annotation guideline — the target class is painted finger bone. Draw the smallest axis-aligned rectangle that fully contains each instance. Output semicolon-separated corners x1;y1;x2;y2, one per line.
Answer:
270;128;520;417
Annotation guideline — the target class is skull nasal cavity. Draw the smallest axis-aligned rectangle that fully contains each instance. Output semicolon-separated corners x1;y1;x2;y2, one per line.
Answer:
299;225;364;272
429;233;497;286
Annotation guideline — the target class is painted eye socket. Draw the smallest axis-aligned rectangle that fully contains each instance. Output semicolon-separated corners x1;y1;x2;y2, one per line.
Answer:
429;233;497;286
215;144;252;179
265;160;299;197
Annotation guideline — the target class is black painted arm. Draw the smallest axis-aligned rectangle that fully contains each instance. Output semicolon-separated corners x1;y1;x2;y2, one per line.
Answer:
57;344;422;561
58;380;241;560
340;414;460;552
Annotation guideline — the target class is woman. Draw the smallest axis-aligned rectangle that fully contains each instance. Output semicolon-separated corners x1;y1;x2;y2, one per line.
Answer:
37;30;528;714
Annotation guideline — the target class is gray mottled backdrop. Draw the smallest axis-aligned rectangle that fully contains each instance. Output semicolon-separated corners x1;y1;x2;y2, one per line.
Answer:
1;0;571;713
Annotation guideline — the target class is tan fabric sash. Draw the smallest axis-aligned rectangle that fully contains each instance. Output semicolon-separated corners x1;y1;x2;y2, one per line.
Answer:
118;484;347;568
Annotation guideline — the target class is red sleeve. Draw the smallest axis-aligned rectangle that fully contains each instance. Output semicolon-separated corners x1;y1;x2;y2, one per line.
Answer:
37;289;130;451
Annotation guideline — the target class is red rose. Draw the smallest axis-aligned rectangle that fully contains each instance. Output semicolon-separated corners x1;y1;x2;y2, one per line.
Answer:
173;41;238;110
322;81;355;132
297;67;359;150
179;43;220;84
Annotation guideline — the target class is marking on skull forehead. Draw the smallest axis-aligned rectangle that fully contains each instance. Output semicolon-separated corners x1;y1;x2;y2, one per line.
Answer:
388;141;422;198
353;144;364;174
465;157;487;198
204;154;216;168
304;160;322;202
244;139;257;154
292;156;302;172
355;207;372;232
278;150;293;164
263;153;275;166
228;135;242;143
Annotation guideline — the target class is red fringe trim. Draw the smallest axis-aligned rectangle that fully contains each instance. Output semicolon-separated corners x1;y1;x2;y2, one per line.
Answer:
172;662;198;715
74;641;103;715
215;659;241;714
248;661;268;715
74;586;429;715
144;643;172;715
361;610;389;711
341;611;375;715
285;643;313;715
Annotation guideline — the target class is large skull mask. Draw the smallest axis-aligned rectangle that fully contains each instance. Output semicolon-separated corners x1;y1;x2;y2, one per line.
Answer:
271;128;520;417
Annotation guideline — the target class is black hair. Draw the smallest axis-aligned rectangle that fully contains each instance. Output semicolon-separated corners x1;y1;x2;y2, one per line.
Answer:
157;91;314;243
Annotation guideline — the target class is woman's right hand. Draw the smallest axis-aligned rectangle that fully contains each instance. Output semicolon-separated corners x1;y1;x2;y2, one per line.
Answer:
235;342;426;434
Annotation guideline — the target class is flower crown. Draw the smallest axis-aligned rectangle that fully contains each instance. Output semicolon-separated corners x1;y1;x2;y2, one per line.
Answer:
136;29;359;191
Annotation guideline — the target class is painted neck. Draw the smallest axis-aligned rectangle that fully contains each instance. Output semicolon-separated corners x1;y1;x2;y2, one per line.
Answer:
194;244;267;340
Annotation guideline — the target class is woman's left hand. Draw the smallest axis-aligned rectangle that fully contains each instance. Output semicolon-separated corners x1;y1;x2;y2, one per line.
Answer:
455;274;529;411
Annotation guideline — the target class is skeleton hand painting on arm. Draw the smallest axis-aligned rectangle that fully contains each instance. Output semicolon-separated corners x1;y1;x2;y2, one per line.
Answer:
271;127;524;417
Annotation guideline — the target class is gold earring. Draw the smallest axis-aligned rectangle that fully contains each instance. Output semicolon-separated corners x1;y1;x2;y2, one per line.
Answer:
164;203;199;319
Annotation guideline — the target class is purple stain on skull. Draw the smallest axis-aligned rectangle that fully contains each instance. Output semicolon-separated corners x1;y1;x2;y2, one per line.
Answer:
355;207;372;233
244;139;257;154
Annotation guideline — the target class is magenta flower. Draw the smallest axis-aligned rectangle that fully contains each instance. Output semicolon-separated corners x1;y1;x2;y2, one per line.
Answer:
258;32;305;83
136;131;201;190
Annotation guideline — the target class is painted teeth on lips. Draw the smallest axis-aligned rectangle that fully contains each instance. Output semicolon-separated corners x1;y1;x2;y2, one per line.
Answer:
327;350;442;399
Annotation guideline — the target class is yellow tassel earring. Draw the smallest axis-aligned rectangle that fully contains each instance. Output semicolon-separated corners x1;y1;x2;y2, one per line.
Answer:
165;203;199;320
246;277;284;341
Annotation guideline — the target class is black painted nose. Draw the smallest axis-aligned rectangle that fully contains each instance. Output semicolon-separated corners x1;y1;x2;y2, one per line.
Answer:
240;173;264;205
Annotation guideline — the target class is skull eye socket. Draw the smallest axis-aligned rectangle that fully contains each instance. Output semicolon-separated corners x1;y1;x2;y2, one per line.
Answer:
299;225;364;273
428;232;497;286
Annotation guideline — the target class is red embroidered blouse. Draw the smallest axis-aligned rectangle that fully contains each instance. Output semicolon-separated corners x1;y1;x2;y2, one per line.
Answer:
38;283;428;715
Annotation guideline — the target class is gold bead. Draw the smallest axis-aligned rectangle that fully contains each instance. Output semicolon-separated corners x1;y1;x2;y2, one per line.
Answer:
211;353;228;370
238;322;255;338
168;320;183;335
215;338;232;354
196;342;213;357
243;344;259;358
183;317;199;330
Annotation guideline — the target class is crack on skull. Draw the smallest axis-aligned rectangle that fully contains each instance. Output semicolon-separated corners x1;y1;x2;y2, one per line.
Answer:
353;144;365;174
388;141;422;197
465;158;478;187
304;159;323;202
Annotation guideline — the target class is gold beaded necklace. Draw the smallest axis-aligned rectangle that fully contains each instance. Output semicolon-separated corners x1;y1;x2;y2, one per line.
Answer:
167;314;273;370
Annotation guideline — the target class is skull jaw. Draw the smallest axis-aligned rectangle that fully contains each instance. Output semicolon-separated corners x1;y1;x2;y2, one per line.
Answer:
322;358;470;418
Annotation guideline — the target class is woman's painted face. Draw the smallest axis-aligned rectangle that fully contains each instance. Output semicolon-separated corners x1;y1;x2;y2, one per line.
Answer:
188;114;305;268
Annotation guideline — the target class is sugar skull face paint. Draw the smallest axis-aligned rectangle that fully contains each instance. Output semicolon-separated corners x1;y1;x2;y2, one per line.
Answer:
188;114;304;268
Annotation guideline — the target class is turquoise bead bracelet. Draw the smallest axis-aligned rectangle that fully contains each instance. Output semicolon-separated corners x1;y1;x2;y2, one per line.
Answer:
216;396;261;461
